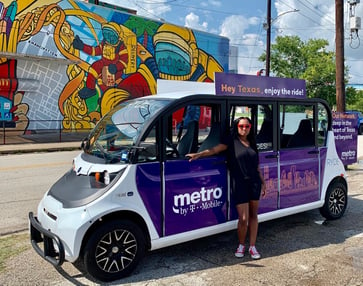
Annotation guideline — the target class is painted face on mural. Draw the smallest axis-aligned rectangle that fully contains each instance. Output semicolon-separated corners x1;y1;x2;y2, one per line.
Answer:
102;26;120;45
155;43;191;76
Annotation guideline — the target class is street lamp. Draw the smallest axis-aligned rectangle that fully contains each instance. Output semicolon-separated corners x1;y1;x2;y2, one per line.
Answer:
263;3;299;76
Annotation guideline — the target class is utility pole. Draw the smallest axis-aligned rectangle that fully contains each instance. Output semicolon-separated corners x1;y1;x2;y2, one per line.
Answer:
266;0;271;77
264;1;297;77
336;0;345;112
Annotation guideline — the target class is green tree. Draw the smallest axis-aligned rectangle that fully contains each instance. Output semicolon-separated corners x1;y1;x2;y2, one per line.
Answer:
259;35;352;108
347;89;363;111
124;16;160;47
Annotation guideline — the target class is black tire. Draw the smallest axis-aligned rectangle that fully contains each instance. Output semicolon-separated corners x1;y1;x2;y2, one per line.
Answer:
359;124;363;135
319;181;347;220
82;220;146;282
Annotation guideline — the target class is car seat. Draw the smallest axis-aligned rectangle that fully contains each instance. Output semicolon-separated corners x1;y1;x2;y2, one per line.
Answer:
256;119;273;143
286;119;314;148
197;122;221;152
177;121;199;156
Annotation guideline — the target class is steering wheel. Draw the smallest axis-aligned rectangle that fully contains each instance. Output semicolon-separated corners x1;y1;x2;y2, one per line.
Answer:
165;138;179;157
95;141;108;160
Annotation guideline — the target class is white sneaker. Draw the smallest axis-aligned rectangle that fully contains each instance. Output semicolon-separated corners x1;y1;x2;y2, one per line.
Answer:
249;246;261;259
235;244;245;258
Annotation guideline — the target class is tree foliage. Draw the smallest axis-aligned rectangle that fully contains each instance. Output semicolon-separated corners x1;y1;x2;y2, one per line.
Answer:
259;35;356;108
347;89;363;111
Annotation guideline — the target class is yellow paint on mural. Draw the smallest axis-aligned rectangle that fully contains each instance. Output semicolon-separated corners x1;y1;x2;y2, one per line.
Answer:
2;0;59;16
120;26;137;74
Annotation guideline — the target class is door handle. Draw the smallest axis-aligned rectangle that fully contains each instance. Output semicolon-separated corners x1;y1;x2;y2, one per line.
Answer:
212;160;227;166
265;154;278;159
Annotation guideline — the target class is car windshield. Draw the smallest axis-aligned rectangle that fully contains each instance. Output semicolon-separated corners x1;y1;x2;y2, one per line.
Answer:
84;98;169;163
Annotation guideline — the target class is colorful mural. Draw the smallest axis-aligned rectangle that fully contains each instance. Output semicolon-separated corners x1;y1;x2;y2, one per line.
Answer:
0;0;229;134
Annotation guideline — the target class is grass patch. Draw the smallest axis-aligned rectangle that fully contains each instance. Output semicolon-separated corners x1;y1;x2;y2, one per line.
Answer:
0;233;30;272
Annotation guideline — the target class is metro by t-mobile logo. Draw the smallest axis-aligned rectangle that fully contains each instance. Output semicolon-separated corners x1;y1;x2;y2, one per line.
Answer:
172;187;223;215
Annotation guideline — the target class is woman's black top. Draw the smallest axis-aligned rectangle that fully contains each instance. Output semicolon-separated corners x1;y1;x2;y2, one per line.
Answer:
222;135;262;203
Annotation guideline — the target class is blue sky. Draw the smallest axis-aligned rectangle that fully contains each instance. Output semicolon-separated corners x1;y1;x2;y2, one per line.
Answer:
103;0;363;84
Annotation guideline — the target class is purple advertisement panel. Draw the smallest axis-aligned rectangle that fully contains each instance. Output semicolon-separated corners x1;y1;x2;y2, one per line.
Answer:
279;148;320;208
136;163;162;236
215;73;306;99
258;151;279;214
164;158;228;236
332;112;358;165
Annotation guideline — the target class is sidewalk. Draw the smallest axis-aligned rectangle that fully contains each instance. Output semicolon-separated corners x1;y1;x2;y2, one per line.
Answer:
0;141;81;154
0;133;84;154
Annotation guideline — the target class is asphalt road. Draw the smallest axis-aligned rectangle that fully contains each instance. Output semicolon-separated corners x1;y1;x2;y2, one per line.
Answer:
0;150;80;236
0;151;363;285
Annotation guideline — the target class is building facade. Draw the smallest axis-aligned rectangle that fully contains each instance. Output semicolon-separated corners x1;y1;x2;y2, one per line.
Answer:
0;0;230;137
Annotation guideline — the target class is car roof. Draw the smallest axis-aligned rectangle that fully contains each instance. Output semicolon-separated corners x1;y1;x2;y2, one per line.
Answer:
141;91;214;101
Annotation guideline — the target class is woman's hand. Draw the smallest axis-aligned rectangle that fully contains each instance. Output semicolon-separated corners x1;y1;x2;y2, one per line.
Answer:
261;181;267;198
185;153;200;161
186;144;226;162
258;165;267;198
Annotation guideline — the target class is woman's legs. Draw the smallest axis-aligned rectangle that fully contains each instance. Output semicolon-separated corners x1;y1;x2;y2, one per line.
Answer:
235;203;249;244
248;200;259;246
235;200;261;258
236;200;259;245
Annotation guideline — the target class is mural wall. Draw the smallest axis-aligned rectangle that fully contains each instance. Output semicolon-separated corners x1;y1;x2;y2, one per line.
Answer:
0;0;229;135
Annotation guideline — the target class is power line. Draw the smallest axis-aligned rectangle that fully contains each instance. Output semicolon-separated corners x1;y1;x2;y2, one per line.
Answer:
278;0;327;28
134;0;248;17
298;0;335;25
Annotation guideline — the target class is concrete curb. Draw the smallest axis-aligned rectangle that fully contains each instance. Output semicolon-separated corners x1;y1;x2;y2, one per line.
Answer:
0;142;81;154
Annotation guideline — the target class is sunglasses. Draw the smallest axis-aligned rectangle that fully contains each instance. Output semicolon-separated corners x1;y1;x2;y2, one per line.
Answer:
238;123;251;129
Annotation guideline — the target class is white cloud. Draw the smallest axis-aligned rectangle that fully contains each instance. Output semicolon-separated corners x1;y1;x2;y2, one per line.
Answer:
242;34;264;46
103;0;171;20
219;15;264;75
220;15;250;44
201;1;222;8
248;16;260;26
209;0;222;7
185;12;208;31
275;0;335;43
274;0;363;83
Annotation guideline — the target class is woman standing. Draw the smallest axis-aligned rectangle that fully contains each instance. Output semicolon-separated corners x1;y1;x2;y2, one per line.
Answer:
186;117;266;259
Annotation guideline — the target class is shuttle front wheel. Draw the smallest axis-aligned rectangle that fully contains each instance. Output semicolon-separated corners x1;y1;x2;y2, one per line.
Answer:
82;220;146;282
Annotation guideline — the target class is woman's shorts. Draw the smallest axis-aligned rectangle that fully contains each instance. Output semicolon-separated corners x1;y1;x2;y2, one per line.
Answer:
232;178;261;205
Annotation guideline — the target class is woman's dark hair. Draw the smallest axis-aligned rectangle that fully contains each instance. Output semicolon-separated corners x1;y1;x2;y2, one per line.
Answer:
232;117;258;153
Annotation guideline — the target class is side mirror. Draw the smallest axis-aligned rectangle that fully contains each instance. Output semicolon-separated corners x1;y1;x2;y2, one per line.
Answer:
81;137;89;150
